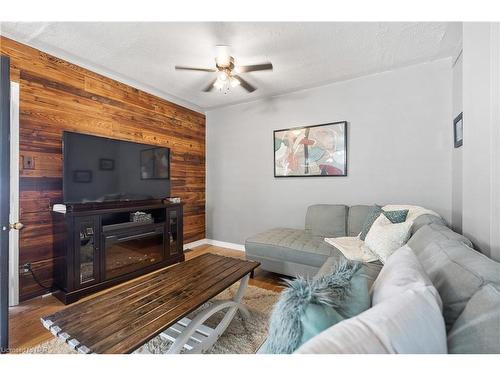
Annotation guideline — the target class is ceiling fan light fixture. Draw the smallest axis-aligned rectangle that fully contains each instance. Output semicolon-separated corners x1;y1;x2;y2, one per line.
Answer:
215;45;231;67
175;44;271;94
214;79;225;90
218;71;229;81
230;77;241;87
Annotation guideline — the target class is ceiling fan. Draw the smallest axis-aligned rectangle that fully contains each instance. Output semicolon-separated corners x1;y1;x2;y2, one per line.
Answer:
175;45;273;93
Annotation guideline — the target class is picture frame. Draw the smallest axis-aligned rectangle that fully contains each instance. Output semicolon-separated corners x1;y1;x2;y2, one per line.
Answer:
140;147;170;180
454;112;463;148
99;158;115;171
274;121;347;177
73;170;92;183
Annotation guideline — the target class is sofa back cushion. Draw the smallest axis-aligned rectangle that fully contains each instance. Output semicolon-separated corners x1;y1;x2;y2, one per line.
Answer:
371;245;439;306
447;284;500;353
407;223;473;256
410;214;447;235
415;239;500;331
305;204;347;237
347;205;371;236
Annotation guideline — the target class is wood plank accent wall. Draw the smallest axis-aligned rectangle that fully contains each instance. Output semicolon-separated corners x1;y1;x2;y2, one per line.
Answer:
0;36;206;301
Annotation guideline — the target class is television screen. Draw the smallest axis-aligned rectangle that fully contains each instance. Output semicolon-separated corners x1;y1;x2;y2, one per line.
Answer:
63;131;171;204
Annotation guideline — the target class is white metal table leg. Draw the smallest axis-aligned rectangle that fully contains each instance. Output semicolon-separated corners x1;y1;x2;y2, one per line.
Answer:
165;274;251;354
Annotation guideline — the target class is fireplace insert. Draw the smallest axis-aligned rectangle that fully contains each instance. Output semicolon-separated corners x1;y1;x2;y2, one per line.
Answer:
103;224;165;280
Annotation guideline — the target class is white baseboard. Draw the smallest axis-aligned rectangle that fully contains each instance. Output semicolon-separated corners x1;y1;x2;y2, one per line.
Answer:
183;239;209;250
183;238;245;252
206;239;245;251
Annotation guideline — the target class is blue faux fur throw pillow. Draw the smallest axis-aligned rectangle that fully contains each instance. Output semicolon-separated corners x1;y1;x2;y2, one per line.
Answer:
264;260;361;354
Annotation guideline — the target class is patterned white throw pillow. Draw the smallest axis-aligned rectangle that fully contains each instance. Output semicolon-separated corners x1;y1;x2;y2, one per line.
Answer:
364;214;411;263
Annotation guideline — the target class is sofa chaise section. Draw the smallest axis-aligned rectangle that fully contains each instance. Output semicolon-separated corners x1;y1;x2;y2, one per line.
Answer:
245;204;371;277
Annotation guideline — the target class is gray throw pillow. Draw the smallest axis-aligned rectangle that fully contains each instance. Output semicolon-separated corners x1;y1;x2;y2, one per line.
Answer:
383;209;409;223
359;205;383;240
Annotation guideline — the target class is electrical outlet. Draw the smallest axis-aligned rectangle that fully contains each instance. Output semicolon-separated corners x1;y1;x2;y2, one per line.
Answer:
23;155;35;170
21;262;31;274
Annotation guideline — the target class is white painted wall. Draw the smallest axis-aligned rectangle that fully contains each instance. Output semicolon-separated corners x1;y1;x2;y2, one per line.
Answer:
451;53;463;233
462;23;500;260
206;59;453;245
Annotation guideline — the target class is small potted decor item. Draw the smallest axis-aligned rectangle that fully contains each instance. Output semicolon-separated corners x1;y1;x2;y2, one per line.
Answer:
130;211;154;224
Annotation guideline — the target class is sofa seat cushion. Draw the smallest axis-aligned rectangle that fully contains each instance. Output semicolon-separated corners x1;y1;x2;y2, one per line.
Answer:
245;228;340;268
407;223;473;256
416;239;500;331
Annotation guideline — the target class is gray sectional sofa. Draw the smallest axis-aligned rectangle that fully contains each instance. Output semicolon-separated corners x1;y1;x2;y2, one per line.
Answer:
246;204;500;353
245;204;445;277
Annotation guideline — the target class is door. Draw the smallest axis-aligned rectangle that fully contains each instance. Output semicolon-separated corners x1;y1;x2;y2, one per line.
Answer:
0;56;10;352
166;206;183;256
74;216;101;289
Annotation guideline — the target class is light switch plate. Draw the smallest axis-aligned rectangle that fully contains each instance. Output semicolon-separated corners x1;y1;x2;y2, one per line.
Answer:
23;155;35;169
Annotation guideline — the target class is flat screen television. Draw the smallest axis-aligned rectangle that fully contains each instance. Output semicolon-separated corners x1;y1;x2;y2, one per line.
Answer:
63;131;171;204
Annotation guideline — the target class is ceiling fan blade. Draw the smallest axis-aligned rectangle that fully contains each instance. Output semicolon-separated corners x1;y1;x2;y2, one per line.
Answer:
202;78;218;92
234;75;256;92
237;63;273;73
175;66;217;72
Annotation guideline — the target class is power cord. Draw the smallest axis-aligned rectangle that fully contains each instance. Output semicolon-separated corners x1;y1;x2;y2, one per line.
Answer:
24;263;54;290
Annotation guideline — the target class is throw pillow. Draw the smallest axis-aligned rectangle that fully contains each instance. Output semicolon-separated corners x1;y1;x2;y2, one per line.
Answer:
359;205;383;240
324;236;379;263
383;209;409;223
448;284;500;354
370;245;440;307
263;260;370;354
364;214;412;263
295;286;447;354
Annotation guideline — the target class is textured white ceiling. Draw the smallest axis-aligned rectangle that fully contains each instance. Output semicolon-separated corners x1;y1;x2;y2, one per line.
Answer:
0;22;461;112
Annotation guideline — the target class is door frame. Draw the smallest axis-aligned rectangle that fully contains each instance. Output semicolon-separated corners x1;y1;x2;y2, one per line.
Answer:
9;81;19;307
0;55;11;352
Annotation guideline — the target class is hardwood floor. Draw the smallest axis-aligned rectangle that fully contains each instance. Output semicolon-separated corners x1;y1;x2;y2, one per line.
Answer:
8;245;285;351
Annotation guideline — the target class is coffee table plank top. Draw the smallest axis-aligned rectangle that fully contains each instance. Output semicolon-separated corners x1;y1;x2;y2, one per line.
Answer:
41;254;259;354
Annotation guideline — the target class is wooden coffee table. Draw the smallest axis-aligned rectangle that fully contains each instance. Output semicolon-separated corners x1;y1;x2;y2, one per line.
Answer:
41;253;259;354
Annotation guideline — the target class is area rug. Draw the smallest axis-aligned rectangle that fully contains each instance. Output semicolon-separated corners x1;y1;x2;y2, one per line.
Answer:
25;283;279;354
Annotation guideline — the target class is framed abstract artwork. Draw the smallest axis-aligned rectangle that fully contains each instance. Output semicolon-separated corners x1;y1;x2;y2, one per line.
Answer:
274;121;347;177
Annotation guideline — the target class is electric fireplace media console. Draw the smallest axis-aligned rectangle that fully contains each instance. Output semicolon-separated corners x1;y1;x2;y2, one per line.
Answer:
52;200;184;304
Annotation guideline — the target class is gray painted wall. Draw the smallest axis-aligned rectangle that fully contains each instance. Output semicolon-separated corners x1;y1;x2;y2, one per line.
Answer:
451;53;463;233
206;59;453;245
462;23;500;260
